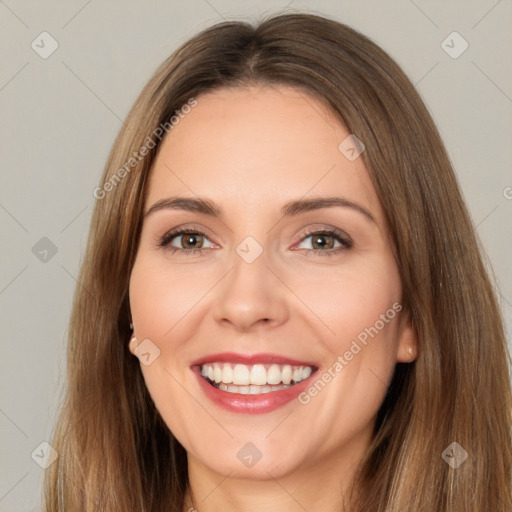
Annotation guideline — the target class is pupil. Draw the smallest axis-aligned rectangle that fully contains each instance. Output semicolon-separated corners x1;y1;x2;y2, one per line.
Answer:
184;234;201;248
313;235;332;249
183;233;202;248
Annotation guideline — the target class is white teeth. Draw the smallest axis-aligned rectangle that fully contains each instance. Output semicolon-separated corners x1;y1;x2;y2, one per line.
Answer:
267;364;281;385
233;364;250;385
249;364;267;385
282;365;292;385
301;366;312;379
199;362;315;387
222;363;233;383
218;383;291;394
214;364;223;383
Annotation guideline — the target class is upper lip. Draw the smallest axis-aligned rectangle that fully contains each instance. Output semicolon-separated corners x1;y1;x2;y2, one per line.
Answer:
191;352;317;367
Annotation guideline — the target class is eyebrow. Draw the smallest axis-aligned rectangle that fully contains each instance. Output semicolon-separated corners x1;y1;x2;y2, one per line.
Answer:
143;196;376;224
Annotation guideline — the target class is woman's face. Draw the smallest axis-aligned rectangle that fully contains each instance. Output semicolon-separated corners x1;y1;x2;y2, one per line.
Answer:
129;85;416;482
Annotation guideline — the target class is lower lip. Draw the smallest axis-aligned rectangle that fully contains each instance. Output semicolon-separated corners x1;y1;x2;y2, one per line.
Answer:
192;366;317;414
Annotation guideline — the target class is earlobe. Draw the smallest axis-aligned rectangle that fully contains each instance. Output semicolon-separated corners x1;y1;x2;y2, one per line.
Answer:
128;335;138;355
128;317;137;355
396;309;418;363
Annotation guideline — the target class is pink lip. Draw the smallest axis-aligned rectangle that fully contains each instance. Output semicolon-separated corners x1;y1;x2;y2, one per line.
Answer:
191;366;318;414
190;351;319;415
191;351;317;367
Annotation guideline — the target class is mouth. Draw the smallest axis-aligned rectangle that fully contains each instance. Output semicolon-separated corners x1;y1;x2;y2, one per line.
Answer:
198;362;317;395
190;352;319;413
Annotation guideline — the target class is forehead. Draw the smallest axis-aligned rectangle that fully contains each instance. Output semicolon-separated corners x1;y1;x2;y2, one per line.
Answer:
145;85;384;225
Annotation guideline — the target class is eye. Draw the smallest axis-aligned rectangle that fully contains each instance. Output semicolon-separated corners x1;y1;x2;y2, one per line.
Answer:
294;228;352;257
158;227;215;255
158;226;352;257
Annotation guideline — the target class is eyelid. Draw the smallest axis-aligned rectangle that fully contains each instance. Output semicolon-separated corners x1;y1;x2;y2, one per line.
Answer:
157;223;218;246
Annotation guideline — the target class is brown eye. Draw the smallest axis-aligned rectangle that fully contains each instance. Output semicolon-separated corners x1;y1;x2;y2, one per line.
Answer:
158;228;214;254
295;229;353;257
180;233;204;249
310;233;336;250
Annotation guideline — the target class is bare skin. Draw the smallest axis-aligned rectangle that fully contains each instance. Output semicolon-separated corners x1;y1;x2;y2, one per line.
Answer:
128;84;417;512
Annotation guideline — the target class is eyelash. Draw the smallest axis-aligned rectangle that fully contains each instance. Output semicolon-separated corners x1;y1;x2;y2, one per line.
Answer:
158;226;353;257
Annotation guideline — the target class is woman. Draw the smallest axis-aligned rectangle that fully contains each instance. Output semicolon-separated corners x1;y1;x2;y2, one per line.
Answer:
43;12;512;511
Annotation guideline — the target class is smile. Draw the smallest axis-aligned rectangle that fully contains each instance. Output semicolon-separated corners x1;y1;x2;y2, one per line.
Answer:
190;352;319;413
200;362;314;394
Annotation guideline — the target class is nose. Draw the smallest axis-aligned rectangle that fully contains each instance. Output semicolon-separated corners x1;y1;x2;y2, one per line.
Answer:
212;248;290;332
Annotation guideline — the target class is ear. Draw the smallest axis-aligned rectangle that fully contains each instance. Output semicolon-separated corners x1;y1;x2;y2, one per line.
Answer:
395;307;418;363
128;335;139;355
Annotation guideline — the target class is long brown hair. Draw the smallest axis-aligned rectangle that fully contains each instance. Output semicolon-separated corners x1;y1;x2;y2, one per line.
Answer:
43;11;512;511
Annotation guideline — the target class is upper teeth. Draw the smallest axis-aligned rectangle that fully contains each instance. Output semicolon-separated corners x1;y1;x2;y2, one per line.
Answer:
200;363;313;386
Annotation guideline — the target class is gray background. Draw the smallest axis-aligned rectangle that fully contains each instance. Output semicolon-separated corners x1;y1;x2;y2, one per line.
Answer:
1;0;511;510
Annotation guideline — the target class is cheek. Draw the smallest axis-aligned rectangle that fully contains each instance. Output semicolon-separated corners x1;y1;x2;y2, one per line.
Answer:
128;262;203;431
289;256;402;355
129;260;212;341
291;261;402;433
